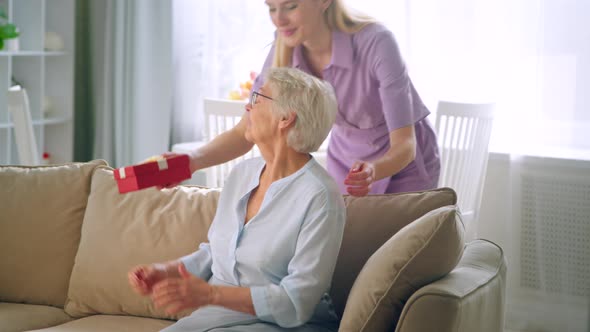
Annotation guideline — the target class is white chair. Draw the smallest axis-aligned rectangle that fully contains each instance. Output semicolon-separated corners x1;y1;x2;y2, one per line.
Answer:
434;101;495;241
202;98;260;188
8;86;39;165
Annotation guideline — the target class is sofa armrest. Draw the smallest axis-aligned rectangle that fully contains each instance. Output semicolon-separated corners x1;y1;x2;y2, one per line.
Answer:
395;239;507;332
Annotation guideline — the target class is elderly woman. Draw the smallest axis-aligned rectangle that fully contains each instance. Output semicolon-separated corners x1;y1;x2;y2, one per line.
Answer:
128;67;345;331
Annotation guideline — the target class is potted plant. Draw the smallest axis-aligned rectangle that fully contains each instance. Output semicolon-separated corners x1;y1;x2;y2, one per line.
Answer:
0;6;19;50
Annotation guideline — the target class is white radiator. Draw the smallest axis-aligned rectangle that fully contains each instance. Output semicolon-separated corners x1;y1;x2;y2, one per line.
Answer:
519;166;590;297
479;153;590;332
498;155;590;331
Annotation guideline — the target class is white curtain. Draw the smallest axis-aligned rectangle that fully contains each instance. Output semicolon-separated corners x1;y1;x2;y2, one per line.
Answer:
171;0;273;145
91;0;172;168
172;0;590;152
349;0;590;153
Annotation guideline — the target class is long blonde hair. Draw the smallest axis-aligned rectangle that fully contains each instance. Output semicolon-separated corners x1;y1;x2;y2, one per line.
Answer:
272;0;376;67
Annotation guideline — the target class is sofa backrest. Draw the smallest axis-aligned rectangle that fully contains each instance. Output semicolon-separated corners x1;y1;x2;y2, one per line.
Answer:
330;188;457;317
0;160;107;307
64;167;220;320
0;160;458;324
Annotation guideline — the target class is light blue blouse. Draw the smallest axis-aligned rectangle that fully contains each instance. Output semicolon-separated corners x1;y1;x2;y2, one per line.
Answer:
175;157;346;331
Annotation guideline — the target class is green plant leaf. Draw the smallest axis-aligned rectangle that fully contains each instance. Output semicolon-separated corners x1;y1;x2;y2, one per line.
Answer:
0;38;4;50
0;23;19;39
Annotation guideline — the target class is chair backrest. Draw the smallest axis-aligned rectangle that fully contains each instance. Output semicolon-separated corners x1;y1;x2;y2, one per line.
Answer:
434;101;495;240
8;86;39;165
203;98;260;188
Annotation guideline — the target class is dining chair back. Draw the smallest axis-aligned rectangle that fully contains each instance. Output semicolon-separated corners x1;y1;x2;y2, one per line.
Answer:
202;98;260;188
435;101;495;240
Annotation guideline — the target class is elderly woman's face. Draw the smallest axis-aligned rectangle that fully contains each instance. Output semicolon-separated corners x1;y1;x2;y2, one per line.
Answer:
244;85;280;145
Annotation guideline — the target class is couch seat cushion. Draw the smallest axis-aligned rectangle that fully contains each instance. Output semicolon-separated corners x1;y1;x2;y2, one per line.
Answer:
0;161;107;307
330;188;457;317
339;205;465;332
65;167;220;320
26;315;173;332
0;302;74;332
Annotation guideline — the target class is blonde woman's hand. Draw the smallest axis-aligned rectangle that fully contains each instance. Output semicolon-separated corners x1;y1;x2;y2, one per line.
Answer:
128;263;169;296
156;152;193;189
344;161;376;197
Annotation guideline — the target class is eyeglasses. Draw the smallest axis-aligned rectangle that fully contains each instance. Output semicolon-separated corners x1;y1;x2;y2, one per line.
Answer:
250;91;274;108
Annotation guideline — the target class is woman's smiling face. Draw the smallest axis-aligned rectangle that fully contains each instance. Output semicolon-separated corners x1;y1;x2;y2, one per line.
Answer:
265;0;330;48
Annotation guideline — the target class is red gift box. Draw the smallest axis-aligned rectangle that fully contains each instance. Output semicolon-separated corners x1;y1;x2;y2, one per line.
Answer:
113;155;192;194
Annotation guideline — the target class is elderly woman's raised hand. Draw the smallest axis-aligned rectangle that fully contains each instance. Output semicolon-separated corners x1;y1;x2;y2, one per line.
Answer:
344;161;376;197
151;263;213;315
128;264;169;296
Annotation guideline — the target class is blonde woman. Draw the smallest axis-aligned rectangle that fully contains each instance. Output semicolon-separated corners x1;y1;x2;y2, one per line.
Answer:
173;0;440;197
130;68;345;331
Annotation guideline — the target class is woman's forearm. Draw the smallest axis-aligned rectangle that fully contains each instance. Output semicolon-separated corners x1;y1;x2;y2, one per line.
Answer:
373;125;417;181
188;118;254;173
209;285;256;316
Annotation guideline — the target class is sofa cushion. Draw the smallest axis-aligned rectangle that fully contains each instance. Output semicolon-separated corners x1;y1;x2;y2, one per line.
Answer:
0;302;74;332
0;160;107;307
338;205;465;332
330;188;457;317
26;315;173;332
64;167;220;320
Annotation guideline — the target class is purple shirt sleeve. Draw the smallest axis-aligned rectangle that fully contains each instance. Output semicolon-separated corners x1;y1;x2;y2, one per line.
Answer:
369;29;429;131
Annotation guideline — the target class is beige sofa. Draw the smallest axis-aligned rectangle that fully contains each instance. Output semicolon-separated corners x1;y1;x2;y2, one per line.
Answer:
0;160;507;332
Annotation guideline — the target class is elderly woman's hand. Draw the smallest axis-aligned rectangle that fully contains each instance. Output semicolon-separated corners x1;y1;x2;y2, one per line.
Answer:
128;264;169;296
151;263;213;315
344;161;376;197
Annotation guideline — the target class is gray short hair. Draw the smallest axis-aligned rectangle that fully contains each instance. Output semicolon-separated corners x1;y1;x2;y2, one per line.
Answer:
265;67;337;153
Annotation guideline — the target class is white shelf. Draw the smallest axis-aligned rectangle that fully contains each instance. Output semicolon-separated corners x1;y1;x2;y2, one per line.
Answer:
0;115;71;129
0;51;67;57
33;115;71;126
0;0;75;165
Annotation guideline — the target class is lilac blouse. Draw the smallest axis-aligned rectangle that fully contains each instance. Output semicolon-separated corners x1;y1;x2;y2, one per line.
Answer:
252;23;440;194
